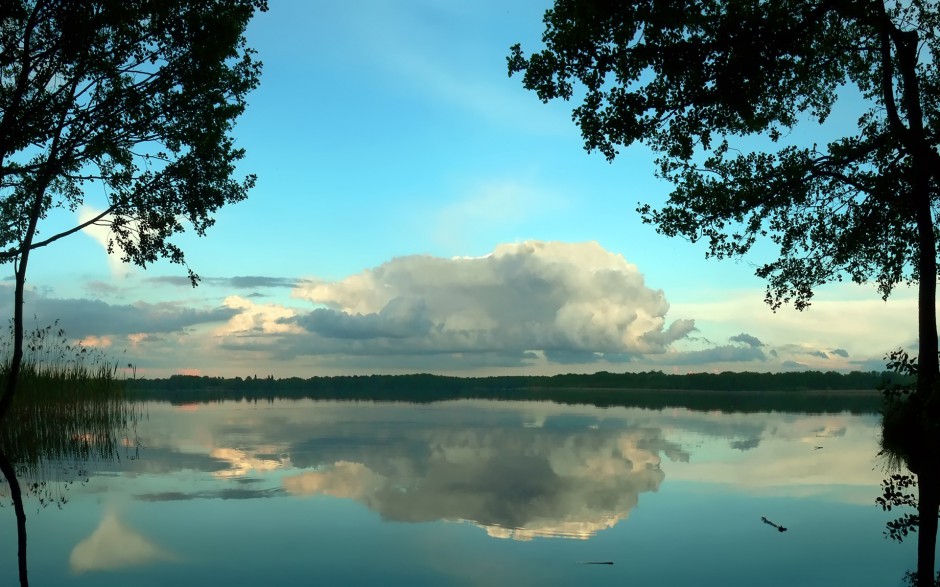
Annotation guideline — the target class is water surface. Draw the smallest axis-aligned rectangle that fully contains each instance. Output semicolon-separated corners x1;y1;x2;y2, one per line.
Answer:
0;399;923;585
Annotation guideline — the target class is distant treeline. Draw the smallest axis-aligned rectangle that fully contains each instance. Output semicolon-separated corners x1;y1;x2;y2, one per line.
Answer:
125;370;902;414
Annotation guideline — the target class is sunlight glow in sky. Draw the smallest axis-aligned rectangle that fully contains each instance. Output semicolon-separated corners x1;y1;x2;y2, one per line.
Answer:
11;0;921;377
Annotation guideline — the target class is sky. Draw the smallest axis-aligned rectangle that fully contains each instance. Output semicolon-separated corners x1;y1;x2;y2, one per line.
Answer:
9;0;924;378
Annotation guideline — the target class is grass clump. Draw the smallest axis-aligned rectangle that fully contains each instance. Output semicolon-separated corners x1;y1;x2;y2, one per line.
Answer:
0;323;139;506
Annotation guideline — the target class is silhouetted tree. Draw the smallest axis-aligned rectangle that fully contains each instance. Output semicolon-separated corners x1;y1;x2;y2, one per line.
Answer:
0;1;267;584
509;2;940;584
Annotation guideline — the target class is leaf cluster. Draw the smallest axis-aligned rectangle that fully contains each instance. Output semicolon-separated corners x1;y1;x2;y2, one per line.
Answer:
877;473;920;542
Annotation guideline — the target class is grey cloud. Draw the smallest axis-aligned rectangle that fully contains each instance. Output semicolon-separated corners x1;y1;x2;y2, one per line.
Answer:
223;276;301;289
297;297;433;339
135;488;284;501
30;298;237;338
146;275;301;289
7;293;238;338
730;437;761;451
782;360;807;370
84;280;122;296
145;276;193;287
668;345;766;365
729;333;764;348
808;350;829;359
542;349;605;364
830;348;850;358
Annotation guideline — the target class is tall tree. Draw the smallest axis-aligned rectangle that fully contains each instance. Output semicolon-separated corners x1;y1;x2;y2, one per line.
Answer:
0;1;267;584
509;0;940;584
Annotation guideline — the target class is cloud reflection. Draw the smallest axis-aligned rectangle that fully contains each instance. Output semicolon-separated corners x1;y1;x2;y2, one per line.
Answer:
70;512;173;574
282;426;684;540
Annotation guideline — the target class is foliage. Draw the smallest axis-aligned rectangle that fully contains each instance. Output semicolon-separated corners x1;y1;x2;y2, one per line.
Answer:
508;0;940;311
901;570;940;587
877;473;920;542
0;0;267;281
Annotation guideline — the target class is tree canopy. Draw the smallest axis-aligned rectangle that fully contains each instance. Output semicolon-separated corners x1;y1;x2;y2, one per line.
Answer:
0;0;266;281
509;0;939;311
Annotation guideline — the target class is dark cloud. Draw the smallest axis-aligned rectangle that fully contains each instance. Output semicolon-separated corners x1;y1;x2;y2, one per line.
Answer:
542;349;605;364
669;345;766;365
0;291;237;338
297;297;433;340
729;333;764;348
830;348;850;358
730;437;761;451
146;275;300;289
135;487;284;501
221;276;301;289
808;350;829;359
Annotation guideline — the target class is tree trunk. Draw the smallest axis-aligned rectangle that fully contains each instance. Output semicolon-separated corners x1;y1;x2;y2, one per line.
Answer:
0;189;46;587
918;470;940;587
0;450;27;587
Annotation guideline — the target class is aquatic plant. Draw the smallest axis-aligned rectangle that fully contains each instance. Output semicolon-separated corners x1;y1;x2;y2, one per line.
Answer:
0;323;139;505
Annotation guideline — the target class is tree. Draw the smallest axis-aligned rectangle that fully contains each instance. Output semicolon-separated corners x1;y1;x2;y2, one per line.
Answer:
0;1;267;584
509;1;940;584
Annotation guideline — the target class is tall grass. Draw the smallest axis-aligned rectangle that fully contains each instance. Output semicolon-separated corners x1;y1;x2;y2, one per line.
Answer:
0;323;139;504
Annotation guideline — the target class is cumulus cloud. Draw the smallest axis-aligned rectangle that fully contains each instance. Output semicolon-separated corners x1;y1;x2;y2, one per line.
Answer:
216;296;302;335
277;241;693;367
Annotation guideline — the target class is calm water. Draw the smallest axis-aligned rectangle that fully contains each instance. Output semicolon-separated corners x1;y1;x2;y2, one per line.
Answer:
0;399;927;586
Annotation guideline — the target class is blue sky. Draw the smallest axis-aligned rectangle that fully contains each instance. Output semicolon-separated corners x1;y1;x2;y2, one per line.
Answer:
11;0;921;378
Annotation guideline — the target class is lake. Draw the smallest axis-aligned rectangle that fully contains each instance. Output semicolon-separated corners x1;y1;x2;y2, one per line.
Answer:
0;399;927;586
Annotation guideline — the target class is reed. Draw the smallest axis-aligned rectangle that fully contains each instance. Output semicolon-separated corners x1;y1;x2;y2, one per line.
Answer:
0;324;139;503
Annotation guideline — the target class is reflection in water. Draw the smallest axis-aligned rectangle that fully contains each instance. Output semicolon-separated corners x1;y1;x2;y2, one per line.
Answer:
0;399;918;587
209;447;289;478
70;511;173;574
281;426;685;540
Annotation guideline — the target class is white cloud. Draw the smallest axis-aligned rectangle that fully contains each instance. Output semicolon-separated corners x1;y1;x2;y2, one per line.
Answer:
78;206;133;278
280;241;694;368
215;295;302;335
